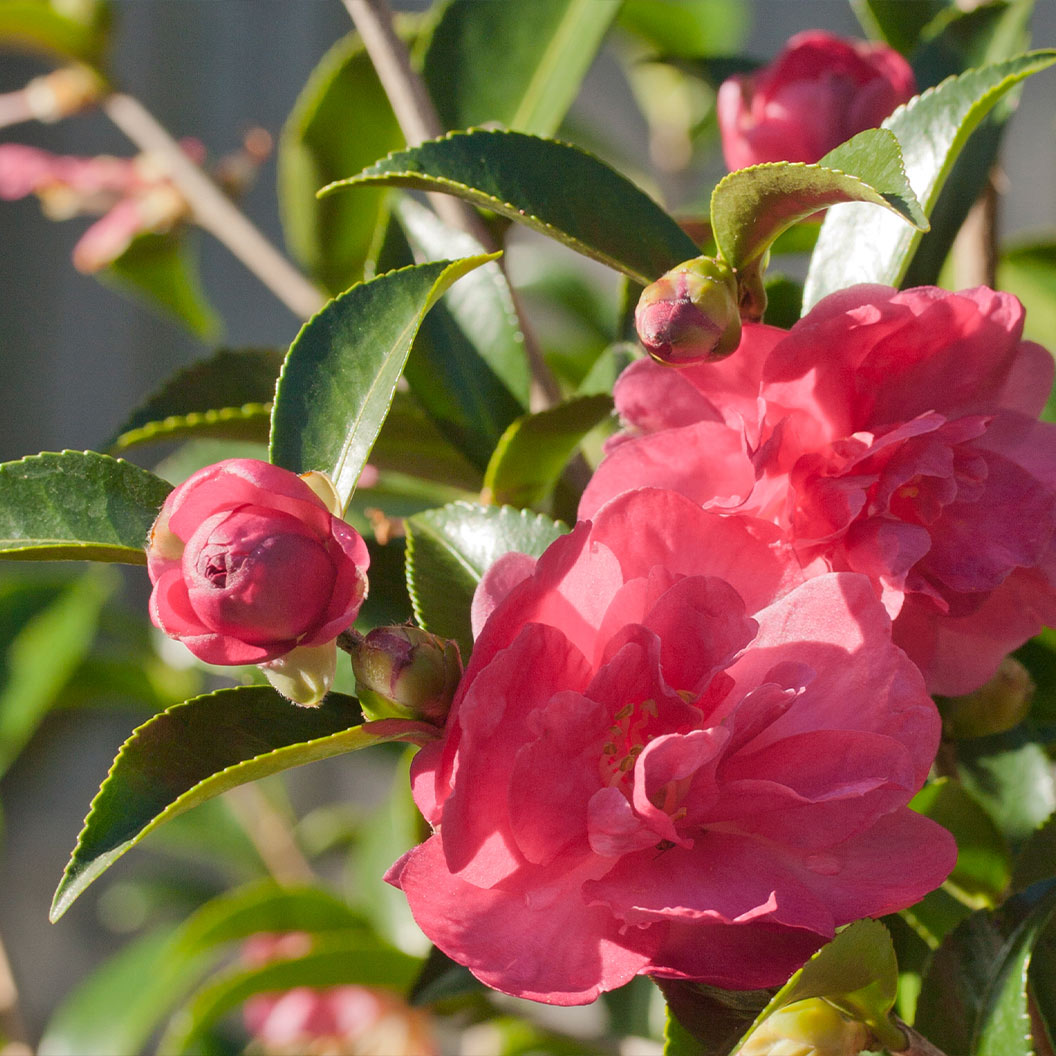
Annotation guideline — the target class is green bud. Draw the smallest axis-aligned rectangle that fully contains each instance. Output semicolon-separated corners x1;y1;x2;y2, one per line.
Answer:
736;999;870;1056
635;256;741;365
939;656;1035;739
351;625;462;725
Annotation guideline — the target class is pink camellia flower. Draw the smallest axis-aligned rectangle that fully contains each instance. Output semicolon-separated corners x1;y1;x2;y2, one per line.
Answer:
387;488;955;1004
717;30;916;170
580;285;1056;697
146;458;369;704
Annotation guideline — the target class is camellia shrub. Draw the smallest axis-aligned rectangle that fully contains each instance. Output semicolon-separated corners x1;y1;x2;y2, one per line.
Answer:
0;2;1055;1054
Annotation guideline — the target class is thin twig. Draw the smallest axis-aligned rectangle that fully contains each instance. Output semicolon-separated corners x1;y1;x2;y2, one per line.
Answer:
226;783;316;886
0;929;30;1055
102;92;326;320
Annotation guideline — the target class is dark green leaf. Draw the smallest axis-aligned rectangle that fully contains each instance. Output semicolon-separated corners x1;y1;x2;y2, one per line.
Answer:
803;50;1056;310
658;981;770;1056
0;0;109;66
710;129;926;269
269;255;496;509
107;348;282;452
1011;812;1056;895
851;0;950;55
901;886;974;950
278;32;403;293
423;0;618;135
51;687;437;921
405;502;566;659
0;451;172;563
410;945;483;1005
483;394;613;508
323;129;700;286
762;275;803;328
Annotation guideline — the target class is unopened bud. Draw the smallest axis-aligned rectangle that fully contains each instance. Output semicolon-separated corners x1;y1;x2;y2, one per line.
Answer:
635;256;741;365
939;656;1035;739
736;999;870;1056
352;626;461;725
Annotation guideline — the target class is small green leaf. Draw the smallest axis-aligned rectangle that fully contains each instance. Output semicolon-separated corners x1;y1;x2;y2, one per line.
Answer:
483;394;613;508
710;129;926;269
423;0;619;136
803;50;1056;310
50;687;437;921
0;0;109;67
0;451;172;563
269;255;497;510
1011;812;1056;895
405;502;566;659
323;129;700;286
108;348;283;452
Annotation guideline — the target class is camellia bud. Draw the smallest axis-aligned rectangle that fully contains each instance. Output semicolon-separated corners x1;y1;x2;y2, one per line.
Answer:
635;255;741;365
351;626;462;725
939;655;1035;739
735;999;871;1056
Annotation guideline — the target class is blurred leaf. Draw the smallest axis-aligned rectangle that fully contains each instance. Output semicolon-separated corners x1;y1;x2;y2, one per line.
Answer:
405;502;566;659
762;274;802;328
409;944;483;1005
1011;812;1056;894
107;348;282;452
901;885;974;950
711;129;926;269
0;567;113;774
483;394;613;508
1031;927;1056;1055
51;687;437;921
423;0;619;135
323;129;700;286
278;31;402;293
658;981;769;1056
0;0;109;67
576;341;637;397
851;0;950;55
911;777;1012;906
804;50;1056;311
354;537;413;630
269;255;497;509
617;0;746;58
0;451;171;563
103;231;221;341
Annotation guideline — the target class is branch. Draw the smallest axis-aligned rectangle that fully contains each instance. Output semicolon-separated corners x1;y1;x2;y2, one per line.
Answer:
103;92;326;320
225;783;316;886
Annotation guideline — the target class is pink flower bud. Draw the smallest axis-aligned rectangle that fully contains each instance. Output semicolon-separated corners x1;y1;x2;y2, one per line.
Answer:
939;656;1035;739
635;256;741;365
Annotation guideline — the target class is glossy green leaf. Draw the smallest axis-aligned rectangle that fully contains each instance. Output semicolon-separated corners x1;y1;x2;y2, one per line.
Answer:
269;255;497;509
423;0;619;136
659;981;768;1056
851;0;949;55
1011;812;1056;894
0;0;109;66
974;887;1056;1056
278;32;403;293
803;50;1056;310
710;129;926;269
323;130;700;286
51;687;437;921
103;231;221;341
160;934;421;1055
405;502;566;659
911;777;1012;905
107;348;282;452
483;394;613;508
0;451;172;563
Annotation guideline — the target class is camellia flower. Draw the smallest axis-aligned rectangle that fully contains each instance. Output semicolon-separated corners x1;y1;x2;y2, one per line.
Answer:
580;285;1056;696
717;30;916;170
146;458;369;705
387;489;955;1004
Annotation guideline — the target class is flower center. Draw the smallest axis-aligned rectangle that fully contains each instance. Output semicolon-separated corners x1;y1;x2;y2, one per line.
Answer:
600;697;658;786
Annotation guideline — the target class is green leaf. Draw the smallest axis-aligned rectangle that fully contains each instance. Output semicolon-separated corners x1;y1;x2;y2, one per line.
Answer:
659;981;768;1056
974;887;1056;1056
710;129;927;269
322;129;700;286
278;32;403;293
851;0;950;55
911;777;1012;906
269;255;497;509
0;451;172;563
0;0;109;66
803;50;1056;311
423;0;619;136
405;502;566;659
1011;812;1056;895
483;394;613;508
617;0;747;58
50;687;437;921
107;348;282;452
102;231;221;341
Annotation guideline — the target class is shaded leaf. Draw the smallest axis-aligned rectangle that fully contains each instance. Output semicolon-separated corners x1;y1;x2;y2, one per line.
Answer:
410;945;483;1005
803;50;1056;310
0;451;171;563
405;502;566;659
1011;812;1056;895
0;0;109;66
51;687;437;921
323;129;700;286
659;981;768;1056
851;0;950;55
269;255;497;509
107;348;282;452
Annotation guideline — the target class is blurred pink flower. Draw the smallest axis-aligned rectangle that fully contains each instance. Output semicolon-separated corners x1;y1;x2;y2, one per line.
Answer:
717;30;916;170
581;285;1056;695
388;488;954;1004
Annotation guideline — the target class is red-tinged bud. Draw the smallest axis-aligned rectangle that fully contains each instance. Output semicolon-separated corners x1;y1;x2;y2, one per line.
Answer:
635;256;741;365
939;656;1035;739
735;999;871;1056
351;626;462;725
